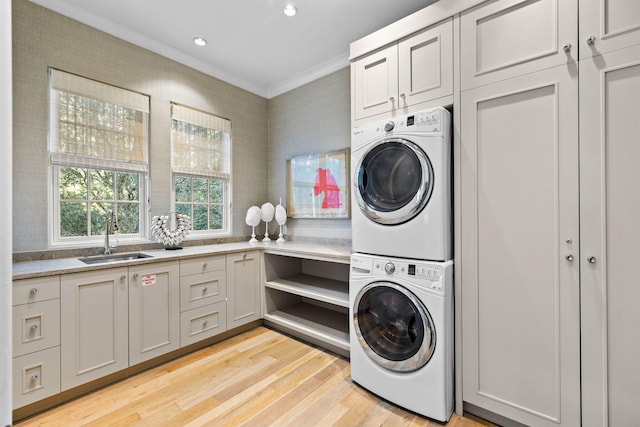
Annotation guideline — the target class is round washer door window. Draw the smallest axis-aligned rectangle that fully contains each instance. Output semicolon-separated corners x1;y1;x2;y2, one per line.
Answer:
353;281;436;372
355;138;434;225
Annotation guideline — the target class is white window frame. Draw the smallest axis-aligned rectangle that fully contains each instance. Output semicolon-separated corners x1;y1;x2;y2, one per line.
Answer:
170;103;232;238
48;69;150;248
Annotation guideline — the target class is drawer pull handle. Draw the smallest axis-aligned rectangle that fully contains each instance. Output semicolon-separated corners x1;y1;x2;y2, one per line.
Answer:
202;262;208;270
30;325;38;333
203;320;208;328
30;375;39;382
202;287;208;294
29;288;38;296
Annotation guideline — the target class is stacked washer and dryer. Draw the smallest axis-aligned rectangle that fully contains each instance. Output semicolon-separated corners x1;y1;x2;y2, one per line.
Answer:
349;107;454;422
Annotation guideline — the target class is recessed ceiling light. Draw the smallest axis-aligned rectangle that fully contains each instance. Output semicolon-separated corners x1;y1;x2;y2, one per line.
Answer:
283;4;297;17
193;37;207;47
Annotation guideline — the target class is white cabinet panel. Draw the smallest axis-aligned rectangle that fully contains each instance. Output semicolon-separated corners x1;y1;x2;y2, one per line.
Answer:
353;45;398;120
580;0;640;59
580;44;640;427
129;261;180;366
461;0;577;89
13;346;60;409
12;299;60;357
398;19;453;109
461;65;580;426
226;251;261;330
60;268;129;390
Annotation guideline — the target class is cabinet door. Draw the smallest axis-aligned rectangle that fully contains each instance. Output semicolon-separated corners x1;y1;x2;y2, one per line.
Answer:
398;18;453;108
61;268;128;390
460;65;580;426
460;0;577;90
226;251;261;329
580;0;640;59
129;261;180;366
580;44;640;427
352;44;398;121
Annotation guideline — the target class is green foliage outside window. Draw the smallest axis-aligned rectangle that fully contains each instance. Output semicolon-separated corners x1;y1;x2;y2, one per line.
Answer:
59;167;141;237
175;176;224;232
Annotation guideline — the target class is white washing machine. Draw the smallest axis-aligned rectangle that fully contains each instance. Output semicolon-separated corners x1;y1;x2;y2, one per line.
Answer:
351;107;452;261
349;252;453;422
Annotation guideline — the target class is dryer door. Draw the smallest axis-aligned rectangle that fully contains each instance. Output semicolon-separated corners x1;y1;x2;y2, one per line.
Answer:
355;138;434;225
353;281;435;372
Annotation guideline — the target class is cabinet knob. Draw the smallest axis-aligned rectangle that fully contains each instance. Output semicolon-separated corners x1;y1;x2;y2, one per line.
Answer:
203;320;208;328
565;254;574;262
30;375;39;383
29;288;38;296
563;43;572;53
389;96;395;103
120;274;127;282
132;273;139;280
586;36;596;45
587;256;597;264
202;262;208;270
400;93;406;99
202;287;208;294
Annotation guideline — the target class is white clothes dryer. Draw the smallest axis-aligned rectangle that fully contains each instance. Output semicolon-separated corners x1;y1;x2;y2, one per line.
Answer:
351;107;452;261
349;253;453;422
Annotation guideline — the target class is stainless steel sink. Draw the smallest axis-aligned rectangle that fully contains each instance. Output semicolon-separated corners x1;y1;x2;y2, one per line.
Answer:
79;252;153;265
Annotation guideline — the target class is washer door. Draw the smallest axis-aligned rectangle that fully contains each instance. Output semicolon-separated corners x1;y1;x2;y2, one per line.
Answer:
355;138;434;225
353;281;436;372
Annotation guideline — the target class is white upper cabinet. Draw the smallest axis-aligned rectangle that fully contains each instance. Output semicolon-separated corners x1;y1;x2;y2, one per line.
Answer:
580;0;640;59
461;0;577;90
352;18;453;123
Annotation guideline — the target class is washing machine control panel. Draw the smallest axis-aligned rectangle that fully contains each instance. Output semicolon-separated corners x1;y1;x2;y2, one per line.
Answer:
372;258;444;291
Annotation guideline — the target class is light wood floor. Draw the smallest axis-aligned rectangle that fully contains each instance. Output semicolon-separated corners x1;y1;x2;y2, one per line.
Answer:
16;327;493;427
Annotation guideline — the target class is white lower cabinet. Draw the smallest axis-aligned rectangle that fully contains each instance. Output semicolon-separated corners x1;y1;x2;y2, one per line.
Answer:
460;64;581;426
128;261;180;365
226;251;261;330
179;254;228;347
12;276;61;409
263;252;350;357
60;268;129;391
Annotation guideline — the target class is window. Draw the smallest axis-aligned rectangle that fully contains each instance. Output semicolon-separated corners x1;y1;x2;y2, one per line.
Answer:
49;69;149;246
171;104;231;235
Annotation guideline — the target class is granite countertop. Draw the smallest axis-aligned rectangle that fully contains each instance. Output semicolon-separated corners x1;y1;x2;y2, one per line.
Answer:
12;241;352;280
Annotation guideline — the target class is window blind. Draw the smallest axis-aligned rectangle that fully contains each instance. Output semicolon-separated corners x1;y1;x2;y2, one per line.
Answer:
171;103;231;179
49;68;150;172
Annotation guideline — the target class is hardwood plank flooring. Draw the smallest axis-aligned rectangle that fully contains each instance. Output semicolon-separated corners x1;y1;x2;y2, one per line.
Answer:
16;327;494;427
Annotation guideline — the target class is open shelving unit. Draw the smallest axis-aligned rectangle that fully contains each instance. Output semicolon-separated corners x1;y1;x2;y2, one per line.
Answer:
263;250;350;357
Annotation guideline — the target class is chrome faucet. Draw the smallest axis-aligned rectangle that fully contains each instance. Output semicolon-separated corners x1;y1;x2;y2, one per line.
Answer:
104;210;118;255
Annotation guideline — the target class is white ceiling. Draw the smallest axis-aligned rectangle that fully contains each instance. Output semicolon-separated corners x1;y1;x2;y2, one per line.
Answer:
30;0;436;98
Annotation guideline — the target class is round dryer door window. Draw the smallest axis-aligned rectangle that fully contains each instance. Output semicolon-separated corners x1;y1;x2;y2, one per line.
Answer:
355;139;434;225
353;281;436;372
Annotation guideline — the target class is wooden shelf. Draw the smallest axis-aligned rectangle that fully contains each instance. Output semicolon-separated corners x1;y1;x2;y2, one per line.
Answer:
265;274;349;308
263;302;349;352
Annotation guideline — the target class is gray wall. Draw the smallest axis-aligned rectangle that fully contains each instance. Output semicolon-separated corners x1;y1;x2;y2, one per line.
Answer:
2;0;13;422
12;0;269;252
268;68;352;244
12;0;352;253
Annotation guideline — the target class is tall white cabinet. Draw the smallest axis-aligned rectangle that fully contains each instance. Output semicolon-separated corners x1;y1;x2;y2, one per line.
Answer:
579;40;640;427
351;0;640;424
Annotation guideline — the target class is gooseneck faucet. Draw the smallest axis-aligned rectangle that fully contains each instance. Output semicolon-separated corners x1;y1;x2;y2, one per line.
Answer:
104;210;118;255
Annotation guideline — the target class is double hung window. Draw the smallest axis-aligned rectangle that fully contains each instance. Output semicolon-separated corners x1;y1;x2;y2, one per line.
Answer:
171;104;231;236
49;69;149;246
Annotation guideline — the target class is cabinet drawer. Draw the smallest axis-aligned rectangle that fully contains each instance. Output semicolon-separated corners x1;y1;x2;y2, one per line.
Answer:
13;299;61;357
180;255;225;277
13;346;61;409
180;302;227;347
180;269;226;311
13;276;60;306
